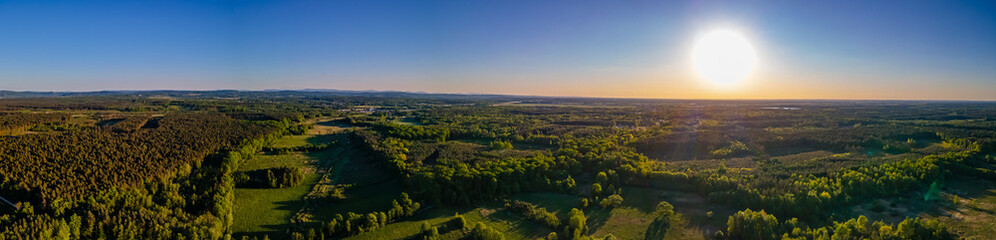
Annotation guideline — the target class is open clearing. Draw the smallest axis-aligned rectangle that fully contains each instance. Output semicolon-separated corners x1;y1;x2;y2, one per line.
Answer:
346;204;555;240
345;187;729;240
232;120;347;239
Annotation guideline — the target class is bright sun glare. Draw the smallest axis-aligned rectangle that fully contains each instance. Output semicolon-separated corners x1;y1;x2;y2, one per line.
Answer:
692;29;758;86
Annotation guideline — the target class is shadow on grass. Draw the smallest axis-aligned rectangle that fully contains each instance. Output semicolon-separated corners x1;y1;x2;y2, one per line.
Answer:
833;174;996;227
586;207;609;228
483;207;553;238
399;217;466;240
234;198;307;240
318;119;353;128
305;133;341;146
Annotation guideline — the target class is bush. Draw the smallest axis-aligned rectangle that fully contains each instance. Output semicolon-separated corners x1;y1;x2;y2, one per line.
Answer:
490;139;513;150
566;209;587;239
599;194;623;209
645;201;675;240
287;124;314;135
469;222;504;240
505;200;561;228
547;232;558;240
421;222;439;240
453;214;468;230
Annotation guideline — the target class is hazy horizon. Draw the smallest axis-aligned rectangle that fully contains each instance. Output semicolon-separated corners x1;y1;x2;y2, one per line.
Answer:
2;0;995;100
5;87;996;102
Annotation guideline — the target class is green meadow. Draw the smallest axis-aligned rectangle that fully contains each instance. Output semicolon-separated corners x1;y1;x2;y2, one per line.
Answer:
232;121;345;239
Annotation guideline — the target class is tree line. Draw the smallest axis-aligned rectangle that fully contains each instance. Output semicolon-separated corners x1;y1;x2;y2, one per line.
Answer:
234;167;306;188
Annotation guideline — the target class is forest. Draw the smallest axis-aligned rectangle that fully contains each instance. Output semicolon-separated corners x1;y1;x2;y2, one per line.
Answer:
0;92;994;240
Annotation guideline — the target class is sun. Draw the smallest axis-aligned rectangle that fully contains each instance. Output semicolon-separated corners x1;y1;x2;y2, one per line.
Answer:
692;29;758;86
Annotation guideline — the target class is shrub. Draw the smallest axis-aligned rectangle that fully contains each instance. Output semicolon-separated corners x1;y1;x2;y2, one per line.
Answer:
599;194;623;209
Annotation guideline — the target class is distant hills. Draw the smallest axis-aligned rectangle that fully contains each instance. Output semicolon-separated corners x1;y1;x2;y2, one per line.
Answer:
0;89;519;100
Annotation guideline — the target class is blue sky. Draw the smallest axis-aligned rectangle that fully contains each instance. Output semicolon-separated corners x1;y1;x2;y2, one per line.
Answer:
1;0;994;100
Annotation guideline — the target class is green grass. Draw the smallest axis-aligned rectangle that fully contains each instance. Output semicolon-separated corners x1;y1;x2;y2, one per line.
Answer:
920;177;996;240
392;117;422;126
458;206;555;240
344;207;461;240
232;132;341;239
335;151;394;186
510;192;655;239
589;206;654;239
310;180;404;218
306;145;405;225
270;134;337;148
232;174;320;239
515;188;722;239
269;135;312;148
510;189;663;239
510;192;579;219
311;187;724;240
938;187;996;240
242;152;314;170
587;188;660;240
840;174;996;240
346;204;555;240
268;120;345;149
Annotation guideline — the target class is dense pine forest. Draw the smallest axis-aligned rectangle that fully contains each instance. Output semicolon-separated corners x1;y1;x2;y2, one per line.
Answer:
1;92;994;240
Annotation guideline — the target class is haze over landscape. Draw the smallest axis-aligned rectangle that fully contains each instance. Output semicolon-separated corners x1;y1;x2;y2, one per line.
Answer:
1;0;995;100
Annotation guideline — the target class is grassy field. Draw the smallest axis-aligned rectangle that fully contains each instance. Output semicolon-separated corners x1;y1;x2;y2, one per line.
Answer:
510;192;621;238
232;120;346;239
310;118;347;135
837;174;996;240
266;118;345;148
241;152;321;171
344;207;464;240
341;193;568;240
346;204;556;240
306;150;405;220
232;150;335;239
232;174;321;239
346;188;721;240
938;181;996;240
392;117;422;126
514;188;724;239
305;140;406;225
310;180;404;217
270;134;338;149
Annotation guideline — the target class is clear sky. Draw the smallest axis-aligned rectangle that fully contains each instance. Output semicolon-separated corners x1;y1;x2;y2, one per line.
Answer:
1;0;995;100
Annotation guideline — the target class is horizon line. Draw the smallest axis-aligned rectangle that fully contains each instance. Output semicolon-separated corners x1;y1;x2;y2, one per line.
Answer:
2;88;995;102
